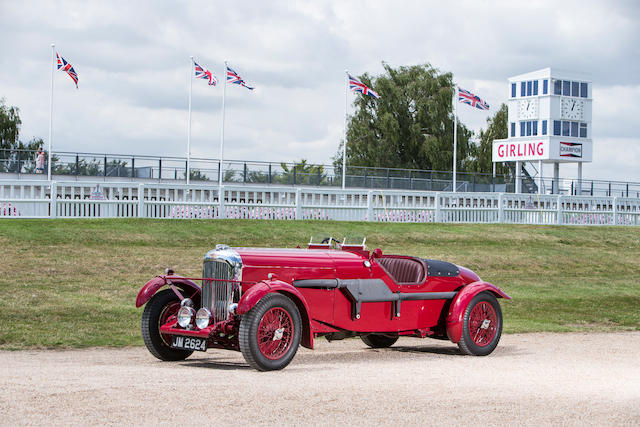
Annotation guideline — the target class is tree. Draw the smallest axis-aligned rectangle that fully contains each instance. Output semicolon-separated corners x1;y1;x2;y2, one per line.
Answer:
0;98;43;173
278;159;326;185
0;98;20;151
51;157;100;175
468;103;510;175
189;168;210;181
223;169;236;182
334;63;473;173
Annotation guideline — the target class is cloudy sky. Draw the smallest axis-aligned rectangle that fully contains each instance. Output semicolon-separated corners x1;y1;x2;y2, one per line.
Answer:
1;0;638;181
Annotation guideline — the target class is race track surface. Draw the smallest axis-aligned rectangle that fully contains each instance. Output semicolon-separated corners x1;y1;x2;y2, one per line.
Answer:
1;332;639;425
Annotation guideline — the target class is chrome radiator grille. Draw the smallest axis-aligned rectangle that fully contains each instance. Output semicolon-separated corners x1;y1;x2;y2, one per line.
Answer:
202;259;233;322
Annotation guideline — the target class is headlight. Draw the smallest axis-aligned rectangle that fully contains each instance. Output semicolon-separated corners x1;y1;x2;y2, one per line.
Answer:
227;303;238;314
177;306;195;328
195;308;211;329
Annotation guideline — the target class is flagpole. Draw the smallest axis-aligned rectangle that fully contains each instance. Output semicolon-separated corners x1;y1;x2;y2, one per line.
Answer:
187;56;193;186
342;70;348;189
453;85;458;193
47;43;55;182
219;61;227;191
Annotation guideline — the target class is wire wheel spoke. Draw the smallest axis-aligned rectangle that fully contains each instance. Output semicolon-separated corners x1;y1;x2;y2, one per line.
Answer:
257;307;293;359
469;301;497;347
159;302;180;346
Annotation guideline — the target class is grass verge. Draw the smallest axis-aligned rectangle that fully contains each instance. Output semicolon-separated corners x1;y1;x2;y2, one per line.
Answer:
0;219;638;349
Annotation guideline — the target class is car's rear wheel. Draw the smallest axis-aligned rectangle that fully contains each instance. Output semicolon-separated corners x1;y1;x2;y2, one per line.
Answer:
141;289;193;361
239;294;302;371
360;334;399;348
458;292;502;356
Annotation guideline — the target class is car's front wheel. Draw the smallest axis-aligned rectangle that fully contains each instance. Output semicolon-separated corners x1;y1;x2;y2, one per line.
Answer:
360;334;399;348
457;291;503;356
141;289;193;361
239;294;302;371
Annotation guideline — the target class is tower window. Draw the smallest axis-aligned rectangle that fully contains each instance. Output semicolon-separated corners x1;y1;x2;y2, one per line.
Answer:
580;82;588;98
579;123;587;138
571;121;579;137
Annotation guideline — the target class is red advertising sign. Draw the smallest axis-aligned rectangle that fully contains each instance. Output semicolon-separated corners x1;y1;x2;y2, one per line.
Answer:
492;140;547;161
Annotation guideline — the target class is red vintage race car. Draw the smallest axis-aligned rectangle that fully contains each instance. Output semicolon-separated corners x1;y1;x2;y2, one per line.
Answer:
136;236;510;371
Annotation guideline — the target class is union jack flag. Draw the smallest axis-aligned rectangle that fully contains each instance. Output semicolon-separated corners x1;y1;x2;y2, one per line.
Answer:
56;53;78;89
348;74;380;99
226;65;254;90
194;61;217;86
458;87;489;110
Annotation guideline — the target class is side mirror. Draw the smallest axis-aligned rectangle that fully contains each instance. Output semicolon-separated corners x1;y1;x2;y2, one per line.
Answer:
371;248;382;259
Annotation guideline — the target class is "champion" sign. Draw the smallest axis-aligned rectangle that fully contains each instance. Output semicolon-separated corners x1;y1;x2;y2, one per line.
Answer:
559;142;582;158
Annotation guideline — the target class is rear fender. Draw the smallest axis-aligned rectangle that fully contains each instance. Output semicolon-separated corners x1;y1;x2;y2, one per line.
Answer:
445;281;511;343
237;280;314;350
135;275;201;308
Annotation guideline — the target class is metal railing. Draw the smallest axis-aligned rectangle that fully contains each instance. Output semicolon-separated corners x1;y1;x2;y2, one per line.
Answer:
2;148;639;198
1;179;639;225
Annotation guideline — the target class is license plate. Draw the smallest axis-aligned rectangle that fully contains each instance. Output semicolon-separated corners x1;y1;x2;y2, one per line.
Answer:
171;335;207;352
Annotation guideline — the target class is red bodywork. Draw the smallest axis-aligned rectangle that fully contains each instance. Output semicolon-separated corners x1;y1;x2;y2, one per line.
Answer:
136;244;510;351
136;276;200;308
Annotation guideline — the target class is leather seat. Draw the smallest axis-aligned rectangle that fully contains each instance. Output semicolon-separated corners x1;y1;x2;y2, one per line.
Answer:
377;257;425;284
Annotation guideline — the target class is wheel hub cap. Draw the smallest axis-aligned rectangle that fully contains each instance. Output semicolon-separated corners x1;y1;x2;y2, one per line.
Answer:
273;327;284;341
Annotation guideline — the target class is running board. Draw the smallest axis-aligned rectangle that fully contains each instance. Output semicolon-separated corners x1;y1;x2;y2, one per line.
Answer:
294;279;457;320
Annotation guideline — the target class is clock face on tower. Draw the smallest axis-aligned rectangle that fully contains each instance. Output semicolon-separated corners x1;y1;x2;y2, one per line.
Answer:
561;98;585;120
518;99;538;119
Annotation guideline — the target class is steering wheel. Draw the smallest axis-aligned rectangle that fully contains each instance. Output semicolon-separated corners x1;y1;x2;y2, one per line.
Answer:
321;237;340;245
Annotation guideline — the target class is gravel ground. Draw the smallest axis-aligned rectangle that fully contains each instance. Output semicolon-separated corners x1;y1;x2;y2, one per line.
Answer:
1;332;639;426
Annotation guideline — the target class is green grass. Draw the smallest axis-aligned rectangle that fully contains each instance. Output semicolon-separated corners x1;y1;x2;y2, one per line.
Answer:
0;219;639;349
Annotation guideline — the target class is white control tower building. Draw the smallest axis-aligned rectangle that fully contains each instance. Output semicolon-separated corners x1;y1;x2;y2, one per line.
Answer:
492;68;593;194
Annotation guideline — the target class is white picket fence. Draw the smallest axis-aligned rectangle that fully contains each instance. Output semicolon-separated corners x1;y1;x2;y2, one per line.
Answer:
1;180;639;226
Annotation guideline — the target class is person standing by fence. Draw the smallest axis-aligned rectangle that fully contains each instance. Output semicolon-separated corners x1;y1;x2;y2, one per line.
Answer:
35;148;45;174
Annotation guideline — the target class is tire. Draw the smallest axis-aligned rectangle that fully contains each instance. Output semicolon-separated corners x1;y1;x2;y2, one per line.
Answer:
239;294;302;371
141;289;193;361
457;291;503;356
360;334;399;348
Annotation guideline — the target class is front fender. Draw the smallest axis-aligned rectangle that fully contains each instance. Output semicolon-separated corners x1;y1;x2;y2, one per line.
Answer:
237;280;314;349
135;275;201;308
445;281;510;343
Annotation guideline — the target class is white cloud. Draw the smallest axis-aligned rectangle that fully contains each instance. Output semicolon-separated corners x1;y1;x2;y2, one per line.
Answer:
1;0;639;183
